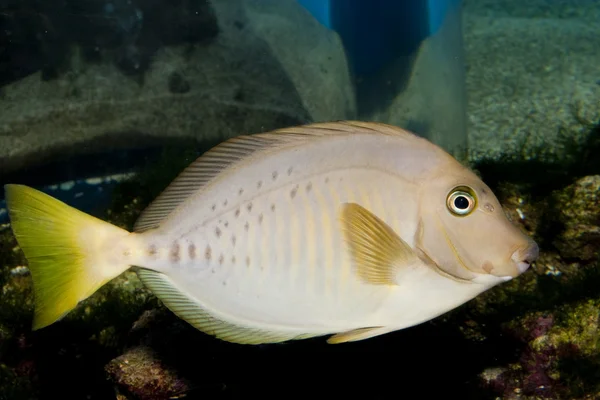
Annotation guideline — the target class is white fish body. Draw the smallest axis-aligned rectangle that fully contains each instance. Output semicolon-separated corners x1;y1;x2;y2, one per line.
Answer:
4;121;539;344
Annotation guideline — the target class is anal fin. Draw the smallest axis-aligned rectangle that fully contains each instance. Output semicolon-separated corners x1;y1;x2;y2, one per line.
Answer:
327;326;397;344
136;268;321;345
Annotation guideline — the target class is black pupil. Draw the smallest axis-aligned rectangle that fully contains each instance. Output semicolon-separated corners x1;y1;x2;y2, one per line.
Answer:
454;196;470;210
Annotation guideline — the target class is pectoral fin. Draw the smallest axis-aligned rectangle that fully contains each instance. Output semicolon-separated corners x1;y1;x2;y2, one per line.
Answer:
340;203;419;285
327;326;397;344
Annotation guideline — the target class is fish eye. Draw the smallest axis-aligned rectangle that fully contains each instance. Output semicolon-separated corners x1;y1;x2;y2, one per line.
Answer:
446;187;477;216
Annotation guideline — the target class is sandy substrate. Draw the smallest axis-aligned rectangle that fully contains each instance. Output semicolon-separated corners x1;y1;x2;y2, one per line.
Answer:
462;0;600;162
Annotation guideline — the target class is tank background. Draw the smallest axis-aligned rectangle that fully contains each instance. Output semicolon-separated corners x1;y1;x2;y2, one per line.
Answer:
0;0;598;223
0;0;600;398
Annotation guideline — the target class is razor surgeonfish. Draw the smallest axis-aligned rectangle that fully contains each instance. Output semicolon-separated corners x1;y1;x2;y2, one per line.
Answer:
3;121;539;344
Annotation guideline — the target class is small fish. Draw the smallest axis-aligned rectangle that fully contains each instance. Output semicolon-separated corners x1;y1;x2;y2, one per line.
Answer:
3;121;539;345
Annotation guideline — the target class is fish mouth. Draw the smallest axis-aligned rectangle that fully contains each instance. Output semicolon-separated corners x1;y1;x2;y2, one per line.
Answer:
511;241;540;274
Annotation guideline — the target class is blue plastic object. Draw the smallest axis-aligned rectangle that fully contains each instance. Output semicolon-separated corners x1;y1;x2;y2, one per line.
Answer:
297;0;458;34
297;0;332;28
297;0;459;75
0;175;132;225
296;0;468;160
428;0;461;35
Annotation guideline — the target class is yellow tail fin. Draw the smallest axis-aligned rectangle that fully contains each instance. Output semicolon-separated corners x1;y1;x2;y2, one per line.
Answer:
4;184;132;330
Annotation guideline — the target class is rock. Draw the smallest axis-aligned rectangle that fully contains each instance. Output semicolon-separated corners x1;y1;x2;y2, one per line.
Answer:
0;0;353;182
456;175;600;399
0;362;37;400
364;3;469;160
0;227;37;400
241;0;355;123
0;0;220;86
553;176;600;261
105;346;190;400
478;301;600;400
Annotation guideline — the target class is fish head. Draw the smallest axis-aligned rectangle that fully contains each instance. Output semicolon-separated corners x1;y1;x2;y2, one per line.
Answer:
415;165;539;284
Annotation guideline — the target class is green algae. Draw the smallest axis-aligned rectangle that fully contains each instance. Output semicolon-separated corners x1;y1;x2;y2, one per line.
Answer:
550;300;600;358
551;176;600;262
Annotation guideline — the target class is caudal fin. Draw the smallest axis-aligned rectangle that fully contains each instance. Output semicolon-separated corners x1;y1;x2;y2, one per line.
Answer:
4;184;132;330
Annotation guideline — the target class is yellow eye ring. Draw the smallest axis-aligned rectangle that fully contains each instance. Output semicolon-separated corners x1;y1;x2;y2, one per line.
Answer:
447;187;477;216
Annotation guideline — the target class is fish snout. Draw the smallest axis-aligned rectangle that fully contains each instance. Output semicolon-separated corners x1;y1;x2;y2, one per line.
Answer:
511;241;540;274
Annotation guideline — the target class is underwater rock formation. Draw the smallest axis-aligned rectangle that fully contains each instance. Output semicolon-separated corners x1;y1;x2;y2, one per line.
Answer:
0;0;354;184
552;176;600;262
465;175;600;399
105;344;190;400
479;303;600;400
0;0;219;85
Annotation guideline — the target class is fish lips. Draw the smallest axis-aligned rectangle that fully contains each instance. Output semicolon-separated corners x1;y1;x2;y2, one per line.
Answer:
511;241;540;274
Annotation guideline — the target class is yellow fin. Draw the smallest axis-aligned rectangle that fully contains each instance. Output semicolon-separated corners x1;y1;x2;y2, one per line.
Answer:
327;326;396;344
136;268;322;345
340;203;418;285
4;184;131;330
134;120;419;233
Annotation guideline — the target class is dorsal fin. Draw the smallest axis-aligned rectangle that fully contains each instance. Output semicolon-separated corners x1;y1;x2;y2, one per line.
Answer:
133;120;417;233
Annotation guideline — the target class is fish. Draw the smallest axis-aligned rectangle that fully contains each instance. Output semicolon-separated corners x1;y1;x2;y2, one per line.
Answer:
3;120;539;345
